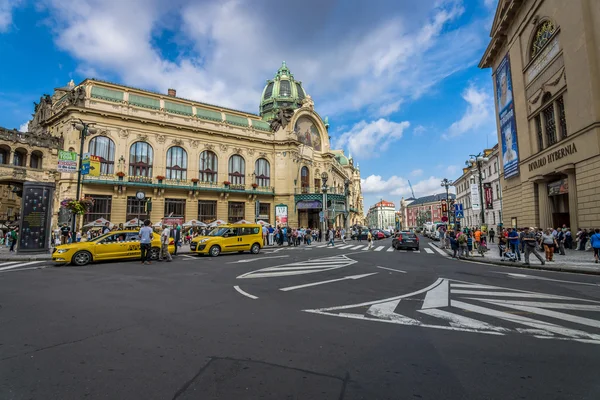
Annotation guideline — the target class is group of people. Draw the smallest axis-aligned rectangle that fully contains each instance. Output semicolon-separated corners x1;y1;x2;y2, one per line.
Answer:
0;227;19;252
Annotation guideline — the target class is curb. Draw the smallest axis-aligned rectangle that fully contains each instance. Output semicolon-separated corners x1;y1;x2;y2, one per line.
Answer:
434;244;600;276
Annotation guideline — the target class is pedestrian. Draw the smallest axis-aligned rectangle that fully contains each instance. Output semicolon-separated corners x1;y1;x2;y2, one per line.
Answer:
139;219;153;265
579;228;589;251
541;228;557;261
522;227;545;266
450;232;459;258
60;223;71;245
367;230;374;250
305;227;312;245
590;229;600;264
457;231;467;257
556;227;565;255
9;227;18;252
102;221;111;235
340;227;347;244
358;228;362;242
507;227;521;261
467;232;474;256
159;224;172;262
489;228;495;243
518;228;526;254
76;230;82;243
86;230;92;241
327;228;335;247
262;224;268;246
498;230;507;258
565;228;573;249
172;223;181;255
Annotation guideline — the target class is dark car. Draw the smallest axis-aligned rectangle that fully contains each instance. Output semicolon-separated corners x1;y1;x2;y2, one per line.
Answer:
382;230;392;238
351;230;369;240
392;232;419;250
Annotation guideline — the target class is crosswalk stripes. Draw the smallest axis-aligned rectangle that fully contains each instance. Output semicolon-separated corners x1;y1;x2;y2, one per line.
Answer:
423;248;434;254
0;260;47;272
264;243;442;255
351;245;363;250
305;278;600;344
341;244;354;249
374;246;384;252
386;247;395;252
237;255;357;279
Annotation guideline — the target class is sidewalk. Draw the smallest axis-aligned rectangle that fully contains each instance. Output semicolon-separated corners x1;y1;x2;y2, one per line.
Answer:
433;240;600;275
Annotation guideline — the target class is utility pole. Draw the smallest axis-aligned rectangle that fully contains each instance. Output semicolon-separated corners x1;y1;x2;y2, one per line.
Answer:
71;119;97;233
467;153;489;225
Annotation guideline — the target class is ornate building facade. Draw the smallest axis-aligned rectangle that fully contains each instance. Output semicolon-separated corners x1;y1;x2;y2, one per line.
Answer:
480;0;600;230
9;63;364;229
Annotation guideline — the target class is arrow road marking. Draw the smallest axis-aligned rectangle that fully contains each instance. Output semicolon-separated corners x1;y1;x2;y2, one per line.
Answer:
234;285;258;300
228;255;289;264
279;273;378;292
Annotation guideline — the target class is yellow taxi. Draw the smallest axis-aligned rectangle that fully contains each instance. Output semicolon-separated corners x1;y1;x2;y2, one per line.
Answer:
52;229;175;266
190;224;263;256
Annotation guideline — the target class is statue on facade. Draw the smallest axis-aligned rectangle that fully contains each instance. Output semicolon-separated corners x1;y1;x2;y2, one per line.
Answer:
269;107;294;132
30;94;53;134
67;86;86;106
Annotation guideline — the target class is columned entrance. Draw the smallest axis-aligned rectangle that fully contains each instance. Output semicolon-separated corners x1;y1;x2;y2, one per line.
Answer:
535;172;572;229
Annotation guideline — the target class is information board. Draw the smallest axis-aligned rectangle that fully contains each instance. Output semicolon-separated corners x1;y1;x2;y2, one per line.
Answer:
18;182;55;253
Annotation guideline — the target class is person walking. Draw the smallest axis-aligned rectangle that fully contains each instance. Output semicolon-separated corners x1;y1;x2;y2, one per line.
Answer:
541;228;557;262
590;229;600;264
268;225;274;246
522;227;545;266
159;224;172;262
9;228;18;252
579;228;589;251
450;232;459;258
507;227;521;261
357;228;362;243
60;223;71;245
467;232;474;256
367;230;374;250
457;231;468;257
565;228;573;250
340;227;347;244
327;228;335;247
139;219;153;265
262;224;268;247
489;228;495;243
172;223;181;255
556;227;566;255
498;230;507;258
102;221;111;235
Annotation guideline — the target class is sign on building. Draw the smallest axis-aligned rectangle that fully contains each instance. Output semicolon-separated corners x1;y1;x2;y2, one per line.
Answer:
57;150;78;173
484;183;494;209
470;183;481;211
275;204;288;227
495;53;520;179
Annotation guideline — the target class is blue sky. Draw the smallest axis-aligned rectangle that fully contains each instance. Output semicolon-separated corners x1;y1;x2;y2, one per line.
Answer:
0;0;499;210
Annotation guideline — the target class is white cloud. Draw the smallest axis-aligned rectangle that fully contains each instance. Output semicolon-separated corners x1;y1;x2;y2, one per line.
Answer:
442;84;493;139
413;125;426;136
35;0;487;117
333;118;410;159
0;0;20;32
410;169;424;177
361;174;455;200
19;121;29;132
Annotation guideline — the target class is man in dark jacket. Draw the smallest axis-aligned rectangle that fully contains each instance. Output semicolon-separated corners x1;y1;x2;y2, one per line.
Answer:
556;227;565;255
172;223;181;255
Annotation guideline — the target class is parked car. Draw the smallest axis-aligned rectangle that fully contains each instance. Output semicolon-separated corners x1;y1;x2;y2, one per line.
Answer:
381;230;392;238
190;223;263;256
392;231;420;250
351;230;369;240
372;230;385;240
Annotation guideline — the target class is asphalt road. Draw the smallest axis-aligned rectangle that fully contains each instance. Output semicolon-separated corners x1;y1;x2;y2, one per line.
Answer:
2;236;600;399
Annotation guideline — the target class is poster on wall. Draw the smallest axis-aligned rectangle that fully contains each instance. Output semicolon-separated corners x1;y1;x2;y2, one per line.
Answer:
470;184;481;211
18;182;55;253
495;54;520;179
275;204;288;227
484;183;494;209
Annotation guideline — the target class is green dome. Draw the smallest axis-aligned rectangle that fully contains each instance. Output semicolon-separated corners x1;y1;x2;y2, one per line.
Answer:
260;61;307;121
336;154;349;165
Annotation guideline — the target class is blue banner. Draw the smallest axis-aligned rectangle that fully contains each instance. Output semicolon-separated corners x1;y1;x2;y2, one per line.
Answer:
495;54;520;179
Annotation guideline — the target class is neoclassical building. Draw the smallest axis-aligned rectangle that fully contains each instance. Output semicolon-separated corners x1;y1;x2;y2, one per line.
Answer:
480;0;600;230
9;62;364;230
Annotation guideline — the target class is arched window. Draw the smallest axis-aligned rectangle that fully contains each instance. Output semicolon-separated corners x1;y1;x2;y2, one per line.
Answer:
30;151;43;169
531;20;556;59
295;83;305;100
228;155;245;185
0;145;9;165
199;151;218;182
13;148;26;167
255;158;270;187
129;142;153;177
280;80;291;97
88;136;115;175
301;166;309;193
264;82;274;99
166;146;187;180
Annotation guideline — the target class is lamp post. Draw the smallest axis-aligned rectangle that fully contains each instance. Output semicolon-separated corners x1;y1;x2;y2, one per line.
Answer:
440;178;453;224
344;179;350;231
321;172;328;236
466;153;489;226
71;119;97;233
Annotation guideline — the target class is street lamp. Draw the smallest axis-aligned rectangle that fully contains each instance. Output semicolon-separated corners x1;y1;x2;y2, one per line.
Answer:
440;178;453;224
321;172;328;235
466;153;489;226
72;119;97;232
344;179;350;231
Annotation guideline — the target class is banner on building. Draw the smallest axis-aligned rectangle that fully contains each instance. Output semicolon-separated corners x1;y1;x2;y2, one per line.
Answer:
470;183;481;211
89;155;101;177
484;183;494;210
275;204;288;227
57;150;78;173
495;54;520;179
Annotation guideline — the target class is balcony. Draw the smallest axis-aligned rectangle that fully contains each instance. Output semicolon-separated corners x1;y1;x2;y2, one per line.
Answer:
294;186;348;195
82;174;275;195
294;186;347;204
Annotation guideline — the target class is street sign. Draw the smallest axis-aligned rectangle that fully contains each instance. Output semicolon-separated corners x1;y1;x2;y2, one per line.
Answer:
81;153;90;175
57;150;78;173
454;203;463;212
455;210;464;219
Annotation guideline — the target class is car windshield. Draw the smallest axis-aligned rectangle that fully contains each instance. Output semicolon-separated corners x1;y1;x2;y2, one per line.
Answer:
208;227;229;236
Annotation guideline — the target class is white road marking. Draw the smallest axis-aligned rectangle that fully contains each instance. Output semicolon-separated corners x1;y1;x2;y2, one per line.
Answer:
376;266;406;274
429;243;450;257
351;245;364;250
341;245;354;249
237;255;357;279
418;308;508;332
413;249;421;253
362;246;371;251
366;299;421;324
463;299;600;311
280;273;378;292
1;265;50;272
424;248;434;254
386;247;395;252
265;266;336;271
317;245;328;248
374;246;384;252
422;279;449;309
0;261;45;271
451;290;577;299
451;283;503;289
227;255;289;264
233;285;258;300
181;255;196;259
500;272;600;287
0;261;18;267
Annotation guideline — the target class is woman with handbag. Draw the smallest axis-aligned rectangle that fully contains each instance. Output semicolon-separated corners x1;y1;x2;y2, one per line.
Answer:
541;228;558;262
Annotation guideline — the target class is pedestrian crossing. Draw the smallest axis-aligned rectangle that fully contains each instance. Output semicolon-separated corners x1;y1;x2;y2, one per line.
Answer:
237;255;357;279
262;242;446;256
0;260;48;272
304;278;600;344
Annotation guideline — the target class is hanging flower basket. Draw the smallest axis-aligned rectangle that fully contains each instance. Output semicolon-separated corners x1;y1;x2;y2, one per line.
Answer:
252;183;259;189
156;175;165;183
223;180;231;186
60;197;95;215
116;171;125;177
191;178;200;183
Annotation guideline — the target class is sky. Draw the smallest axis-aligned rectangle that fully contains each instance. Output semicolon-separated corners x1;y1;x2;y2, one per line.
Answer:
0;0;500;212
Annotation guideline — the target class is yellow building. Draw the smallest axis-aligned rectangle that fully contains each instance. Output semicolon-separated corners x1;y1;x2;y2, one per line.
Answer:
480;0;600;230
17;63;363;230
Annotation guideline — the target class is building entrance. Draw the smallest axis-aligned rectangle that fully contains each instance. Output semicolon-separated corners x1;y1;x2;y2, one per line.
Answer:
548;178;570;228
298;209;320;228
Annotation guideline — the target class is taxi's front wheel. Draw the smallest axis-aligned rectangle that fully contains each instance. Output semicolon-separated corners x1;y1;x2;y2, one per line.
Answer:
72;251;92;266
251;243;260;254
209;245;221;257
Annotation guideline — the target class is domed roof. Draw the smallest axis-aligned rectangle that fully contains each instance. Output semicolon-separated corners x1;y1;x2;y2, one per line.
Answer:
336;153;349;165
260;61;307;121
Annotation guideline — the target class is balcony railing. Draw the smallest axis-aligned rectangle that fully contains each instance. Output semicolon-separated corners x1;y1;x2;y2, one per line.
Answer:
294;186;348;195
83;174;275;194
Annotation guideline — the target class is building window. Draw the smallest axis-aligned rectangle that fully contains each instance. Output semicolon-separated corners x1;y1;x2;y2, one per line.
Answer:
166;146;187;180
263;82;274;99
129;141;153;177
228;155;245;185
84;195;112;223
301;166;309;193
164;198;186;219
198;200;217;223
494;162;497;173
199;151;218;182
0;147;8;164
295;83;305;100
531;20;556;59
259;203;270;223
228;201;245;223
488;166;492;176
496;184;500;199
279;80;291;97
557;96;567;139
13;149;25;167
88;136;115;175
126;196;150;221
254;158;270;187
543;103;557;146
30;151;43;169
535;115;544;151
